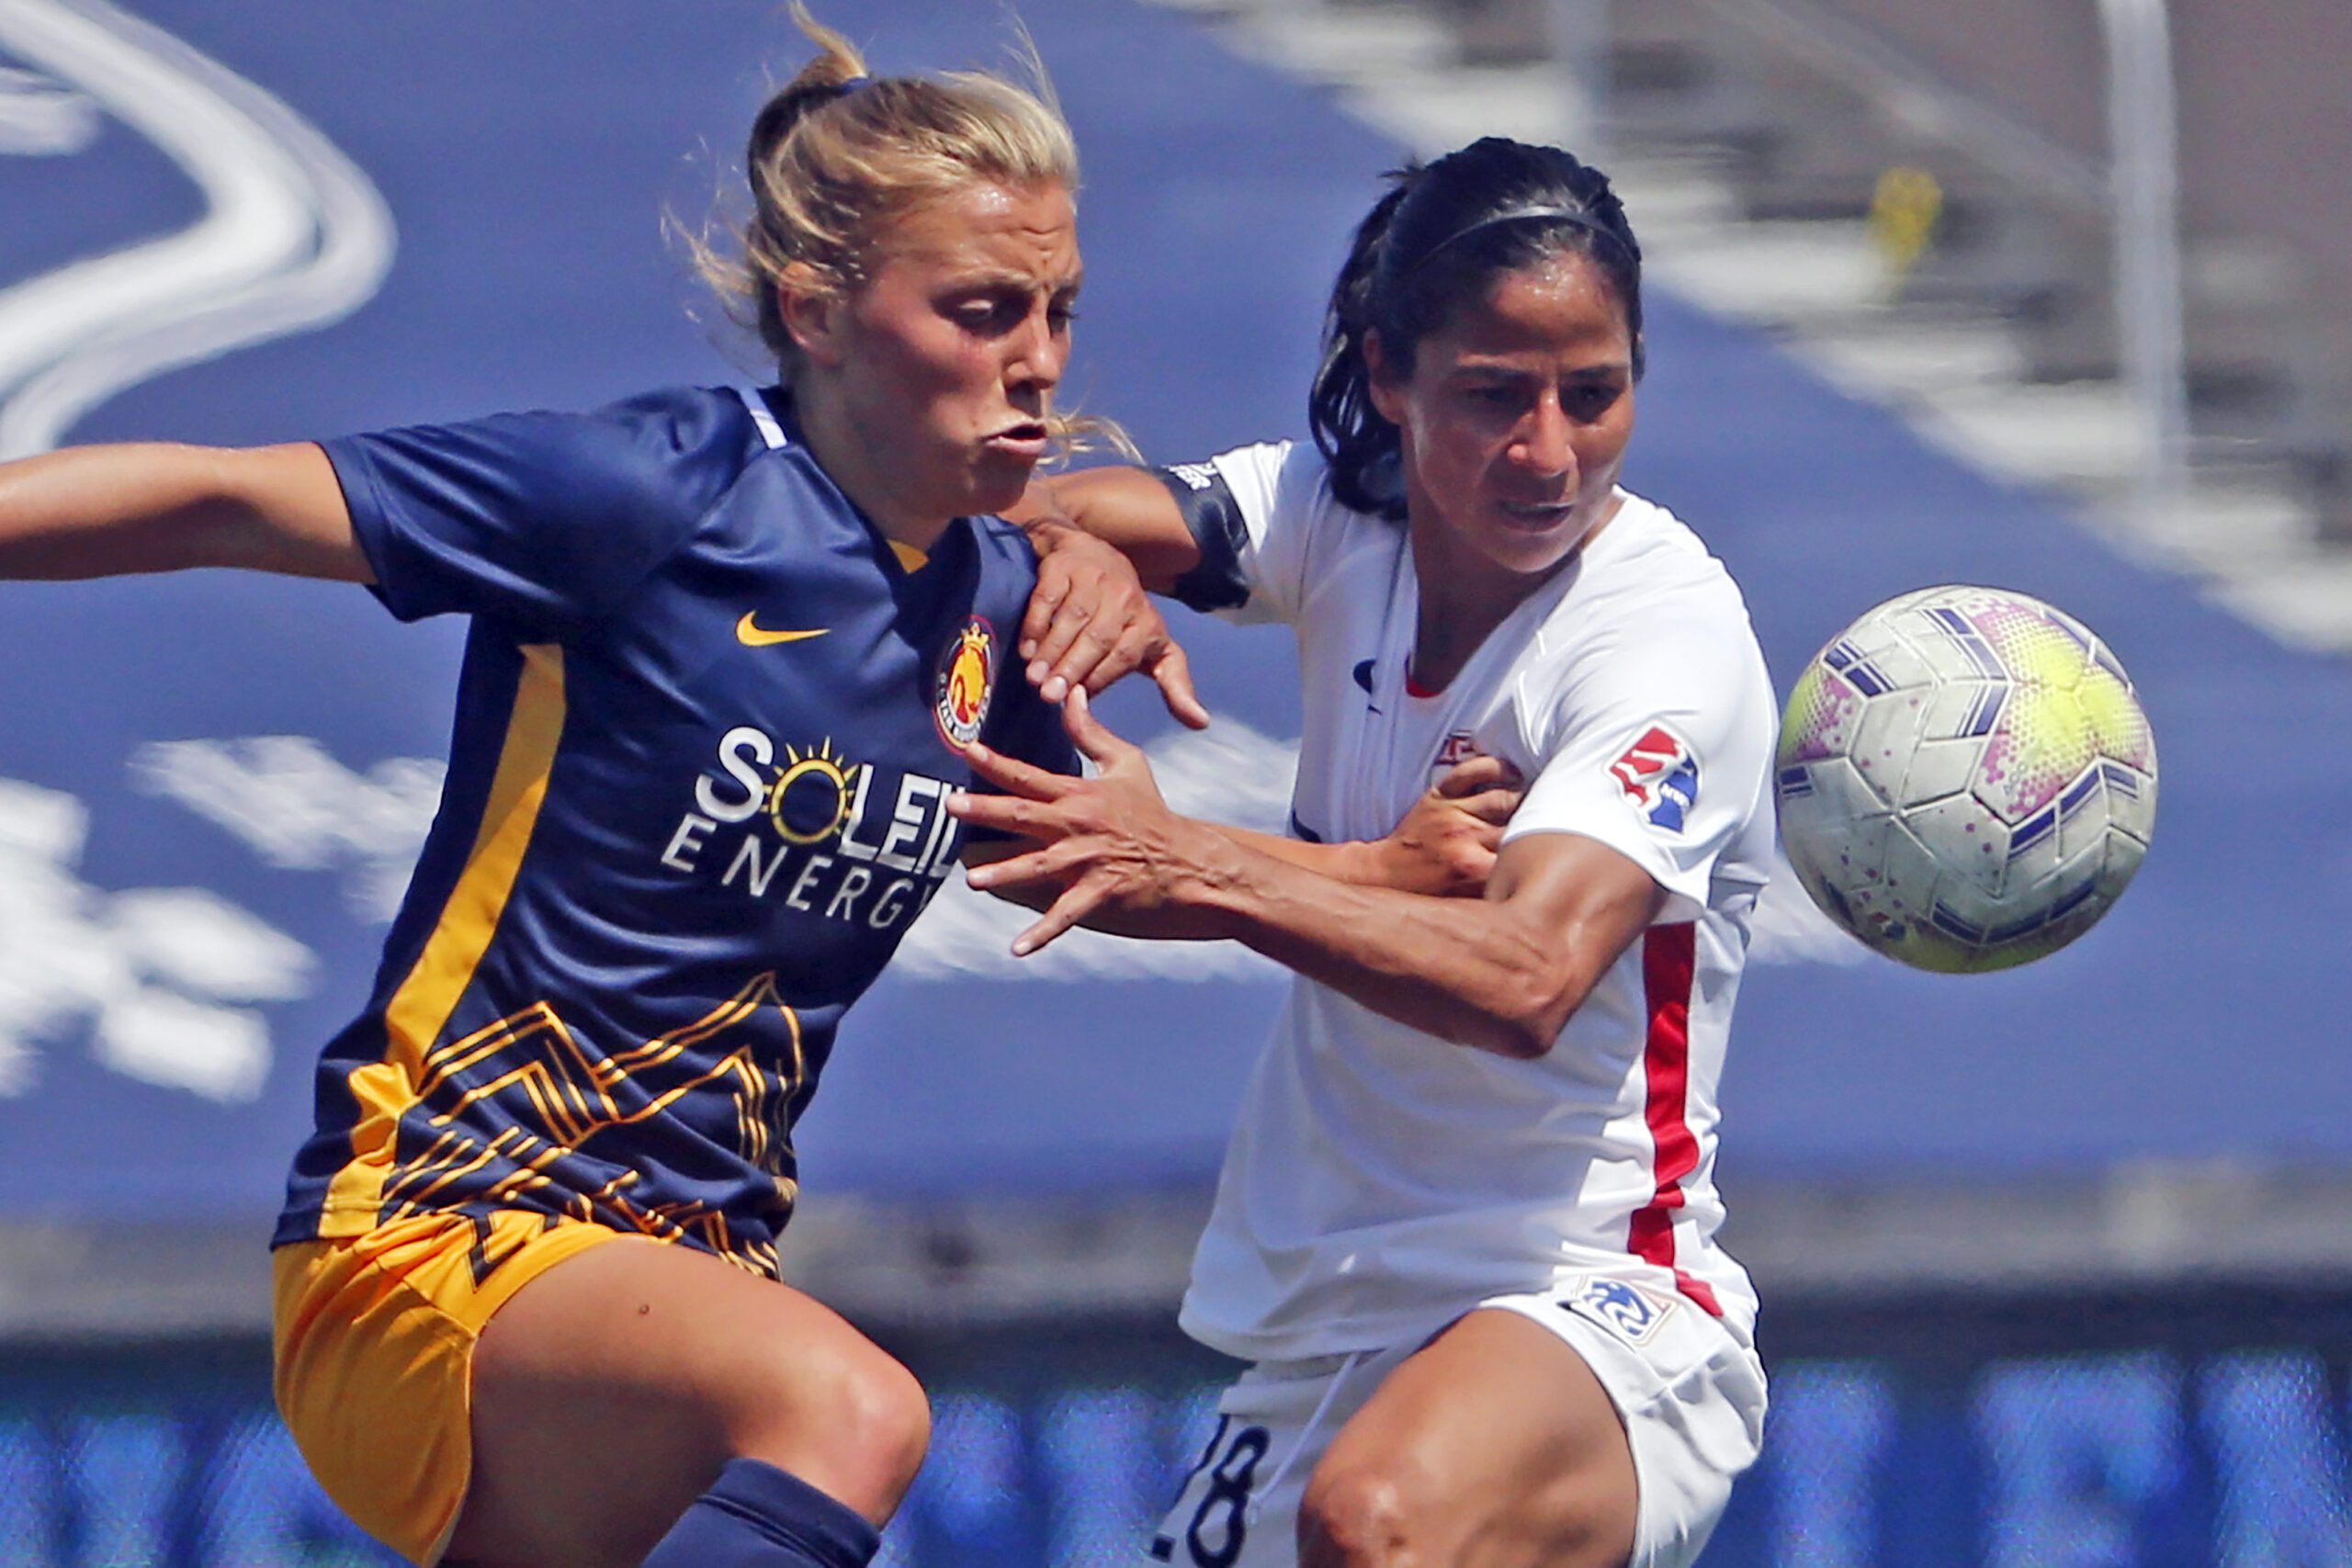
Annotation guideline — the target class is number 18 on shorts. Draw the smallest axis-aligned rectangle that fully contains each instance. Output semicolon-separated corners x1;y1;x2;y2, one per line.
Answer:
1150;1415;1278;1568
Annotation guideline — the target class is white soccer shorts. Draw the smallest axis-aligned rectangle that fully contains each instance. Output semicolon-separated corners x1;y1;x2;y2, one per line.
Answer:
1148;1274;1768;1568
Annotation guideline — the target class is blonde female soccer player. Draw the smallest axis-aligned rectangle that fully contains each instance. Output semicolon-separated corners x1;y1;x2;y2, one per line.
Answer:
0;13;1206;1568
969;137;1775;1568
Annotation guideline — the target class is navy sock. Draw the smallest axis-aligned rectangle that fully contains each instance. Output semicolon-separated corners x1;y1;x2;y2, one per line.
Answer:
640;1458;882;1568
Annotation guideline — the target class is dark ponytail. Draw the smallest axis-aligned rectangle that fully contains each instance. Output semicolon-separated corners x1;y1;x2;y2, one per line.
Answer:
1310;180;1417;519
1309;138;1645;520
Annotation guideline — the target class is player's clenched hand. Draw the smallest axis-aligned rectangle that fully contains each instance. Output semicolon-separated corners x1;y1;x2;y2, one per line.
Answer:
1019;516;1210;729
953;687;1237;954
1370;753;1525;897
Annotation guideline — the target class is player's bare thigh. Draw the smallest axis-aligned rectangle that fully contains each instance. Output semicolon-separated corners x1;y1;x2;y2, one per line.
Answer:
445;1235;929;1568
1298;1307;1636;1568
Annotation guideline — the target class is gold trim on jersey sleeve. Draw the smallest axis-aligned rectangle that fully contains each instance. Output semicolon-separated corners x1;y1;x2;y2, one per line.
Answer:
319;644;568;1235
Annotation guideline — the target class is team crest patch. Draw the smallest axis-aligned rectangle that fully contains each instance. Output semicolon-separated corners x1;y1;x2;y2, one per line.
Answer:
934;616;998;750
1562;1276;1677;1346
1436;731;1482;768
1609;723;1700;832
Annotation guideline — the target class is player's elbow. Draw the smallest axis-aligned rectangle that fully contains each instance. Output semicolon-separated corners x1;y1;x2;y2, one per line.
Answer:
196;443;366;580
1471;964;1589;1060
1475;904;1642;1057
1487;1001;1577;1061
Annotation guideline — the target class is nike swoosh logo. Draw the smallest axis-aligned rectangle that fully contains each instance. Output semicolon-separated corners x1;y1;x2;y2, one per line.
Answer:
736;614;831;648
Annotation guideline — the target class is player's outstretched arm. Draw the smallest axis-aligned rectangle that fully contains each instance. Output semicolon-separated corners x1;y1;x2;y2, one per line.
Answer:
956;757;1515;923
0;442;367;582
1217;754;1522;898
1016;513;1208;728
954;689;1659;1059
1009;468;1210;727
1018;467;1203;592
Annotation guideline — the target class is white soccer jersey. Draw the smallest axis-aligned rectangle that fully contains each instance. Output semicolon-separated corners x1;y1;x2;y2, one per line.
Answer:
1160;441;1778;1364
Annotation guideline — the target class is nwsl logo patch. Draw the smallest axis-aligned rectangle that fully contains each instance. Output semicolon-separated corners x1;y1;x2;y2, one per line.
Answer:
1609;724;1699;832
1565;1276;1676;1346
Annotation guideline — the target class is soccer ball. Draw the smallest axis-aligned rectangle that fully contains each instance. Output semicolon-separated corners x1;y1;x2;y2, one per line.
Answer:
1774;585;2157;973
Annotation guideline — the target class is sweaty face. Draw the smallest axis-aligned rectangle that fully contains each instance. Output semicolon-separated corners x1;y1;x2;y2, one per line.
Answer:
802;179;1080;537
1370;250;1637;583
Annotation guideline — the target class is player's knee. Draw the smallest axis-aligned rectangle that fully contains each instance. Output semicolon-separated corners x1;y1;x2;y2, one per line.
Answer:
835;1350;931;1508
1297;1454;1429;1565
732;1342;931;1520
817;1348;931;1515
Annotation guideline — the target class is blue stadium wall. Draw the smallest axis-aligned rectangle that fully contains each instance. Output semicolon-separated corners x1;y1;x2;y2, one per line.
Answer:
7;1299;2352;1565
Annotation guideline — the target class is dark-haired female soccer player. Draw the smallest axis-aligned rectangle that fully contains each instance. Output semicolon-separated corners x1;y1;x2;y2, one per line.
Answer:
0;13;1242;1568
973;137;1775;1568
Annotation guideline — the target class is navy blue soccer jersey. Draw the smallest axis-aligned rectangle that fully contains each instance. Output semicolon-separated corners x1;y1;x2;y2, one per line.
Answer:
271;385;1078;1277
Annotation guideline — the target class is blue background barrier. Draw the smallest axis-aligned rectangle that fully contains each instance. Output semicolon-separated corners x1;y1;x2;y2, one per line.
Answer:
5;1303;2350;1566
2;0;2346;1214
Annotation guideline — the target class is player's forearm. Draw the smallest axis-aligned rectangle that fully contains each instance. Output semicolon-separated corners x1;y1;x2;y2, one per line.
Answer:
1191;841;1581;1058
1211;824;1383;886
1023;469;1202;592
0;443;365;581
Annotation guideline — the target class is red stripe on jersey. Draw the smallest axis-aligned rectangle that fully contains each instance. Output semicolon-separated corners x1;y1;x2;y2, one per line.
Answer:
1629;923;1722;1316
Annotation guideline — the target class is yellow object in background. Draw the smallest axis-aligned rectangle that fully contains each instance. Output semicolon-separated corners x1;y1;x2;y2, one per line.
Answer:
1870;165;1944;288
